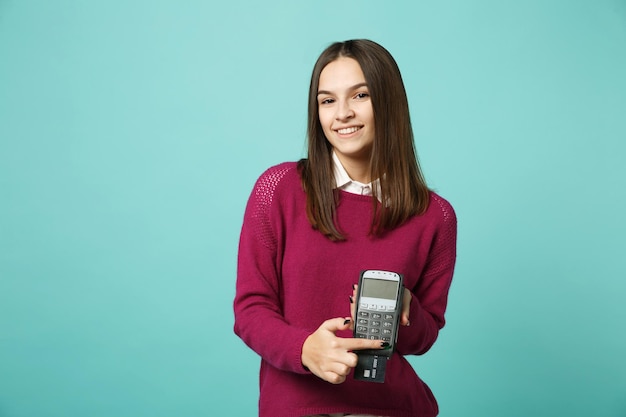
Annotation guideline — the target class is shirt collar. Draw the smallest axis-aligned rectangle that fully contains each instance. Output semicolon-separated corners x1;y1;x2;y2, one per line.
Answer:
332;151;353;189
332;151;382;201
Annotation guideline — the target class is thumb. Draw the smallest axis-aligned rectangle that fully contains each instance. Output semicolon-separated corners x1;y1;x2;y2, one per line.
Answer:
321;317;353;333
400;288;412;326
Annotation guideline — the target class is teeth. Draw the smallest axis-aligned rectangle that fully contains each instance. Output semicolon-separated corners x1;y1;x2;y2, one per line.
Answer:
337;127;360;135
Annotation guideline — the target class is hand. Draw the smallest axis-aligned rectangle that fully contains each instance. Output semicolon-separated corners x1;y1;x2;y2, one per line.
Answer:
301;317;387;384
350;285;412;326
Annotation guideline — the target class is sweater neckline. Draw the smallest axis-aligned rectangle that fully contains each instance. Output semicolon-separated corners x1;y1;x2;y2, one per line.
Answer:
336;189;379;203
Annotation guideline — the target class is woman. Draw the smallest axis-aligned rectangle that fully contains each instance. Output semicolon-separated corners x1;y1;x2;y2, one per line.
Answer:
234;39;457;417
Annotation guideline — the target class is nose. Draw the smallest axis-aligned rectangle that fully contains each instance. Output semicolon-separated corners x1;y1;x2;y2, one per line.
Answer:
335;99;354;121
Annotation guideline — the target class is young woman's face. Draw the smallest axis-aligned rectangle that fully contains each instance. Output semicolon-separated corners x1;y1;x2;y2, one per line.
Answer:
317;57;375;177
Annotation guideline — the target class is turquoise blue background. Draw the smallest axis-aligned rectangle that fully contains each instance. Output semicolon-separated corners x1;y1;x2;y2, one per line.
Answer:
1;1;625;416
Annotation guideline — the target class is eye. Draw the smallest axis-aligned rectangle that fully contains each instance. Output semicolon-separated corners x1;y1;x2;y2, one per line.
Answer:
319;97;335;105
354;92;370;100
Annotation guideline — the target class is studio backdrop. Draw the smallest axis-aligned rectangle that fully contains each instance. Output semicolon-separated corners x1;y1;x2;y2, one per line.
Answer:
1;1;625;416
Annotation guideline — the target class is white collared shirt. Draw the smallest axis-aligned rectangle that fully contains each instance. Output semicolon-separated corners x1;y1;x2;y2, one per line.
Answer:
332;151;382;202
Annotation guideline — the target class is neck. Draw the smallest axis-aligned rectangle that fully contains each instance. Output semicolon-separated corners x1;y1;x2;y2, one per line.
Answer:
337;156;371;183
346;167;371;184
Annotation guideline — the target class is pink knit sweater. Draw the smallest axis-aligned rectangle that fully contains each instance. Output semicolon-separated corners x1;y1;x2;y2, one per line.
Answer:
234;162;457;417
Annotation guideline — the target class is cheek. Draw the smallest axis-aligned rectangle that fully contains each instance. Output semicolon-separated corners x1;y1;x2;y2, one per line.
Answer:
318;109;332;127
363;105;375;125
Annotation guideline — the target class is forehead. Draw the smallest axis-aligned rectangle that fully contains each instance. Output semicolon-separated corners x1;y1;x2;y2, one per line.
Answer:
318;57;366;91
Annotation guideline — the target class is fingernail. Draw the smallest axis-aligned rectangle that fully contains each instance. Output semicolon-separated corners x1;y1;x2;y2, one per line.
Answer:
349;296;354;304
344;319;351;325
381;342;390;348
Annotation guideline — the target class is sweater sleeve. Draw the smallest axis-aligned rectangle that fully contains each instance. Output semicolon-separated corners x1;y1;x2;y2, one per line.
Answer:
396;194;458;356
233;164;312;374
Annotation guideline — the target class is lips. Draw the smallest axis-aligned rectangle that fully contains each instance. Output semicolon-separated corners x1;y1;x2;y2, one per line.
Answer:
336;126;362;135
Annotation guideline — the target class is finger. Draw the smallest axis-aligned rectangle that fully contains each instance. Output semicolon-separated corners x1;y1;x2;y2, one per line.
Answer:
401;288;412;326
321;317;353;333
349;297;356;329
320;355;357;384
343;337;388;352
342;351;359;368
349;284;358;327
323;371;347;385
324;359;354;377
401;309;410;326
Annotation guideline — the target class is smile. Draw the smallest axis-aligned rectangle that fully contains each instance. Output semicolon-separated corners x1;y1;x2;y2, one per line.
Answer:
336;126;362;135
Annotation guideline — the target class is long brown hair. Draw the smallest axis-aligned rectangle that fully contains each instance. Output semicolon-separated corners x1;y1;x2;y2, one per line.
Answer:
298;39;429;240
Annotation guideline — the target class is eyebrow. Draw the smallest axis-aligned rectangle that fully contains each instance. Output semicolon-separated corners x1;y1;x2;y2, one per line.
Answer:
317;82;368;96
